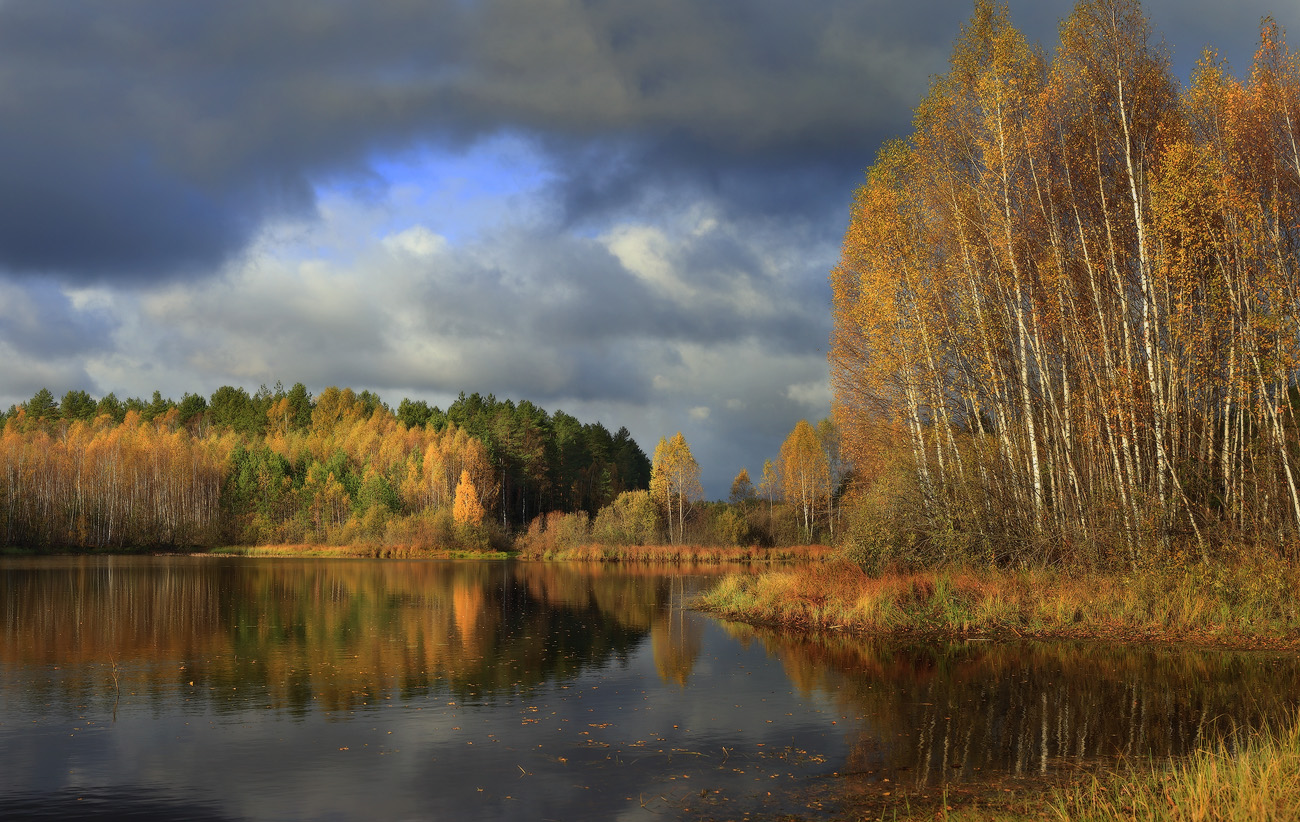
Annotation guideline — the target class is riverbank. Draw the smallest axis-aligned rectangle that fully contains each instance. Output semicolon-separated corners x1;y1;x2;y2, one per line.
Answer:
867;717;1300;821
219;542;833;563
1050;718;1300;822
4;541;831;563
697;558;1300;650
513;542;833;563
208;544;512;559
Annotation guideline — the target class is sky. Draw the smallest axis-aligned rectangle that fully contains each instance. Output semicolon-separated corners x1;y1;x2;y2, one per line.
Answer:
1;0;1297;497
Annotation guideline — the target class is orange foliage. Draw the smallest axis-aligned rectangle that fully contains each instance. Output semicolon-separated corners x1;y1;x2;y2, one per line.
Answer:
452;469;485;527
832;1;1300;560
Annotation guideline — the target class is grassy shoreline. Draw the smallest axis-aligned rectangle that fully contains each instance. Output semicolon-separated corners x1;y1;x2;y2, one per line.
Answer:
207;544;512;559
512;541;834;563
1049;718;1300;822
696;558;1300;651
8;542;1300;650
4;542;833;563
840;718;1300;821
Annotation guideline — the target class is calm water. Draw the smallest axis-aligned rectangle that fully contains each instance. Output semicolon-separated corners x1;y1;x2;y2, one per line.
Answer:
2;557;1299;821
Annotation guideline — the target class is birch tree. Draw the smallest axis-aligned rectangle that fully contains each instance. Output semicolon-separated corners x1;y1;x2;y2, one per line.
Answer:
779;420;830;543
650;432;702;544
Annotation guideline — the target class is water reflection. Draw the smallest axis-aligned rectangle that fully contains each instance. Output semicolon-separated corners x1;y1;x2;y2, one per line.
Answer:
722;621;1300;796
0;558;707;714
3;557;1298;821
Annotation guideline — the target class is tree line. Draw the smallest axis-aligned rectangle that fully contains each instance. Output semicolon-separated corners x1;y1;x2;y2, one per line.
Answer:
0;383;650;550
522;418;845;552
832;0;1300;567
2;380;852;551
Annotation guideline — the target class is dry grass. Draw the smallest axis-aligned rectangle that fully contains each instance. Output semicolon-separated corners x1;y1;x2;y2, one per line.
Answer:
793;716;1300;822
697;557;1300;648
209;543;508;559
907;718;1300;821
1047;718;1300;822
513;542;835;563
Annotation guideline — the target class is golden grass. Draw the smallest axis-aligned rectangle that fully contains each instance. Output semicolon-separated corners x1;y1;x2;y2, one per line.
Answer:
842;718;1300;822
1048;719;1300;821
209;543;509;559
513;542;835;563
697;557;1300;648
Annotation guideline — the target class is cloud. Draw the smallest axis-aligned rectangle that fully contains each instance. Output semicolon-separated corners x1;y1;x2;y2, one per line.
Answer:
0;177;831;493
3;0;1297;494
5;0;1290;284
0;0;977;284
786;380;833;410
0;280;113;358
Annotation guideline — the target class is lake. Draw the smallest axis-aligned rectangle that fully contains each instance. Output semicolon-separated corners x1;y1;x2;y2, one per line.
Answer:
2;556;1298;821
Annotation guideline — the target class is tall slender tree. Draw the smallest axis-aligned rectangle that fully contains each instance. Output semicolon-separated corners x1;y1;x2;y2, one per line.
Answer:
650;432;702;544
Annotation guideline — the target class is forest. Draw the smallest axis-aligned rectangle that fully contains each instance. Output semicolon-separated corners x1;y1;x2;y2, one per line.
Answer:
832;0;1300;569
0;384;652;550
0;376;857;553
0;381;848;552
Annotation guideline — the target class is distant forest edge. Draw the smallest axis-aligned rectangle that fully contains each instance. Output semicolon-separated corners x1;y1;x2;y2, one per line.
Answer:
0;384;654;551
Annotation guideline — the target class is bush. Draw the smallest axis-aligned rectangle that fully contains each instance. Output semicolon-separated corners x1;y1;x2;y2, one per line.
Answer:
591;490;660;545
712;507;749;546
551;511;590;549
516;510;591;557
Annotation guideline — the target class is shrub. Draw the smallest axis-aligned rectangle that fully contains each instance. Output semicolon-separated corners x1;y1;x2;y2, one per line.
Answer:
591;490;660;545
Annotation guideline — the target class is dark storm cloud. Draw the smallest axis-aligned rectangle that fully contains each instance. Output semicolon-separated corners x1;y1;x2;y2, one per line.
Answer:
0;0;975;283
5;0;1293;283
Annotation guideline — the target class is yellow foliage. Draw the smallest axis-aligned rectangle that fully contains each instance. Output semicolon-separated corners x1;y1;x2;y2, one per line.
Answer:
452;470;485;527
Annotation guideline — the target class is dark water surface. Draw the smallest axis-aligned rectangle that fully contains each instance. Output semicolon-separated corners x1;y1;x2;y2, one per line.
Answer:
2;556;1298;821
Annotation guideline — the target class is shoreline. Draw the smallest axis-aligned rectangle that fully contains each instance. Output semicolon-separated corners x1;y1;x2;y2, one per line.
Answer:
6;544;1300;652
2;542;833;563
698;607;1300;654
695;559;1300;654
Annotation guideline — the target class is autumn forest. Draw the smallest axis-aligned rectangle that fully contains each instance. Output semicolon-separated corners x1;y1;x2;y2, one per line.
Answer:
0;381;843;552
0;385;661;551
833;0;1300;568
7;0;1300;570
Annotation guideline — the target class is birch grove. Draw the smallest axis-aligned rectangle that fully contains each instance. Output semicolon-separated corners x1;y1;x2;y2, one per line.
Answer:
832;0;1300;564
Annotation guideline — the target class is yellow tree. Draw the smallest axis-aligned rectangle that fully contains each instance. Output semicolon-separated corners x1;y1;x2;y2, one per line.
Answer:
816;418;841;538
728;467;755;505
778;420;829;543
453;469;485;527
649;432;702;544
758;458;778;530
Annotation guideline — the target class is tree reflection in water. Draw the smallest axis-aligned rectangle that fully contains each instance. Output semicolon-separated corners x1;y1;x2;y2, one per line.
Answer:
720;619;1300;791
4;557;1299;820
0;557;715;715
